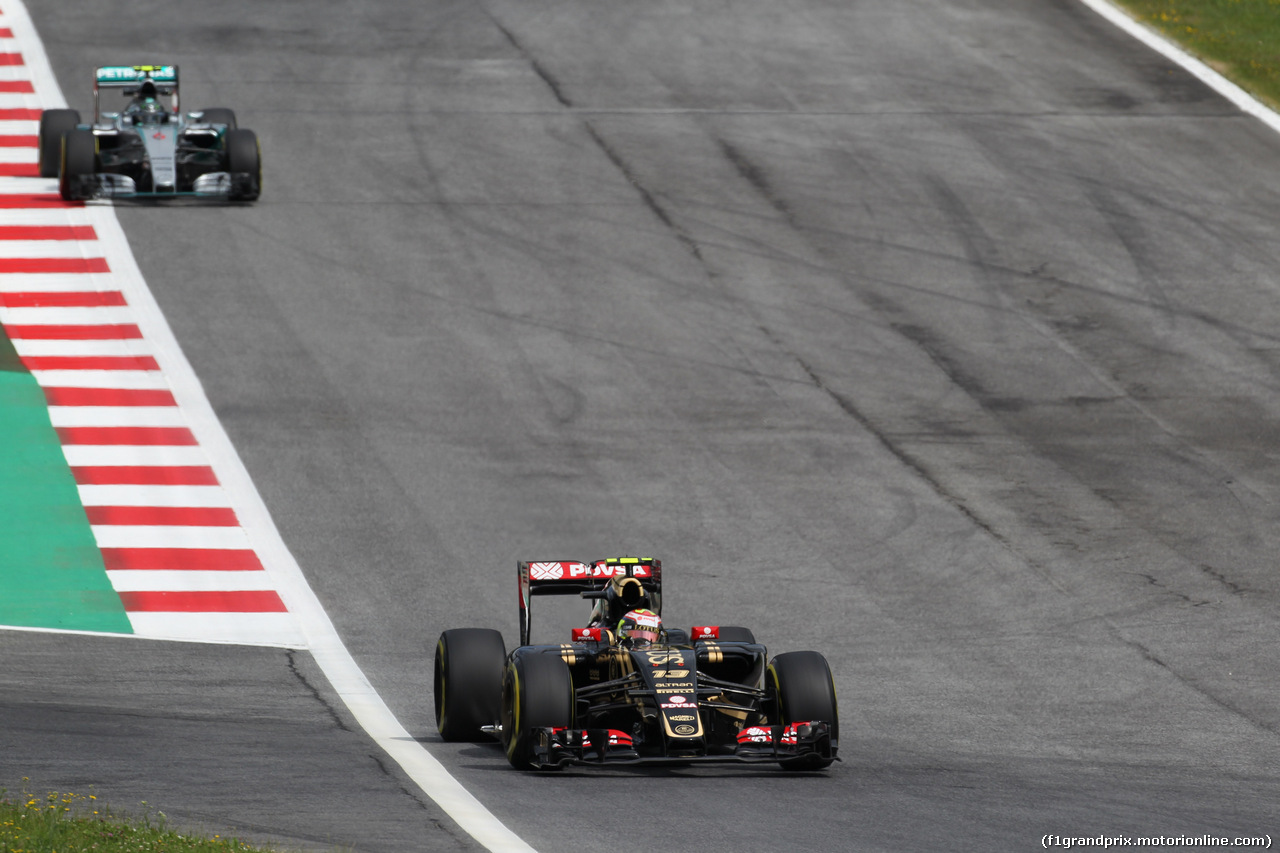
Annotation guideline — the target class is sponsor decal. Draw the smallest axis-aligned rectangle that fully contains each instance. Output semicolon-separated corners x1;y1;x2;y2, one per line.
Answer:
646;650;686;666
693;625;719;639
571;627;605;642
669;714;696;722
673;724;697;736
655;683;695;692
152;131;167;140
737;726;773;744
529;561;651;580
661;695;697;709
529;561;574;580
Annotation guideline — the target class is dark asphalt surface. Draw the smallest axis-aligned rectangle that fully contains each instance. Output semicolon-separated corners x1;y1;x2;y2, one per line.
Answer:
8;0;1280;850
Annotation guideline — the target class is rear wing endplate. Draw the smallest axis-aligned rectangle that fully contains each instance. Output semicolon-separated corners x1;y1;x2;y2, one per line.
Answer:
517;558;662;646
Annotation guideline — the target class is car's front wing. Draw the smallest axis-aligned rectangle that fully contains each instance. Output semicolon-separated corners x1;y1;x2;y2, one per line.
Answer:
529;721;837;768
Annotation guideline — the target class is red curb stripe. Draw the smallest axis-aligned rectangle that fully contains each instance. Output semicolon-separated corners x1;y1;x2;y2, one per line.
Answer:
102;548;265;571
22;355;160;371
6;324;142;340
0;82;35;93
0;134;35;146
73;466;220;486
44;386;177;407
0;109;38;120
56;426;197;445
0;163;37;177
0;193;80;207
0;257;110;273
86;506;240;527
117;590;287;613
0;225;98;240
0;53;24;66
0;29;14;39
1;291;124;307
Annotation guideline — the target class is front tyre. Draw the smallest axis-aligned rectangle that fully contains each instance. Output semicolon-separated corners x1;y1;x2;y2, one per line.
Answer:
434;628;506;741
197;107;237;129
768;650;839;770
39;108;80;178
59;128;96;201
500;652;574;770
225;128;261;201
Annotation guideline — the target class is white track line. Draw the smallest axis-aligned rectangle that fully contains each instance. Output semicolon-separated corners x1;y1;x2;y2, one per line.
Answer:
1078;0;1280;136
4;2;537;851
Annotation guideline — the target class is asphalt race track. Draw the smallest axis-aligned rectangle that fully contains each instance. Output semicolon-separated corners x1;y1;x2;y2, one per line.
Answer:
8;0;1280;850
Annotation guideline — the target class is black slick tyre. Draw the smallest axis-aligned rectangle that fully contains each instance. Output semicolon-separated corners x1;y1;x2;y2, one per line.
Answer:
225;128;261;201
768;650;839;770
717;626;756;643
198;107;237;129
39;108;80;178
434;628;506;741
500;652;574;770
58;128;96;201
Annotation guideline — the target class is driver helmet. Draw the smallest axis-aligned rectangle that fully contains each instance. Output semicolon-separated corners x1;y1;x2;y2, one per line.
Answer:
617;608;662;647
129;81;165;124
133;98;166;125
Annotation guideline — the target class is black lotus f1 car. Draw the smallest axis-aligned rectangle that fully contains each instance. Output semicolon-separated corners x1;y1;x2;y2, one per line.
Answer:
434;557;839;770
38;65;260;201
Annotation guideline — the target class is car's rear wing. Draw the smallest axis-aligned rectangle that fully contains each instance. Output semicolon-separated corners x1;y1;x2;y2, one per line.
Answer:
94;65;180;120
518;557;662;646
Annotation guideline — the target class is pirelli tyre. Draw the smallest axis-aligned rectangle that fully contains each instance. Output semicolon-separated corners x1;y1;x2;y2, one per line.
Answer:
58;128;97;201
500;652;574;770
434;628;506;741
197;107;237;129
717;626;757;644
767;650;839;770
225;128;261;201
39;108;80;178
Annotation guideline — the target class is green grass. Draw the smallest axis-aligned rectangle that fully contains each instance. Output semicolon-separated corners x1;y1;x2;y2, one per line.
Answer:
0;787;279;853
1109;0;1280;109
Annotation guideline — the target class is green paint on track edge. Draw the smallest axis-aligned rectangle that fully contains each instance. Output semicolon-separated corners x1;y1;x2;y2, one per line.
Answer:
0;328;132;633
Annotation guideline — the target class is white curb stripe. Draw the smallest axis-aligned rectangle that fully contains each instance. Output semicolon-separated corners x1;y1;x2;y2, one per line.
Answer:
78;484;232;507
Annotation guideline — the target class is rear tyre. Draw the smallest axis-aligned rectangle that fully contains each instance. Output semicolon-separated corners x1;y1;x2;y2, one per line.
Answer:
501;652;574;770
198;107;237;129
717;626;756;643
225;128;261;201
768;651;839;770
434;628;506;741
39;108;80;178
58;128;96;201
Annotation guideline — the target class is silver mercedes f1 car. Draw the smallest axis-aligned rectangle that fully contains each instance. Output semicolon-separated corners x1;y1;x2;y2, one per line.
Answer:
38;65;261;202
